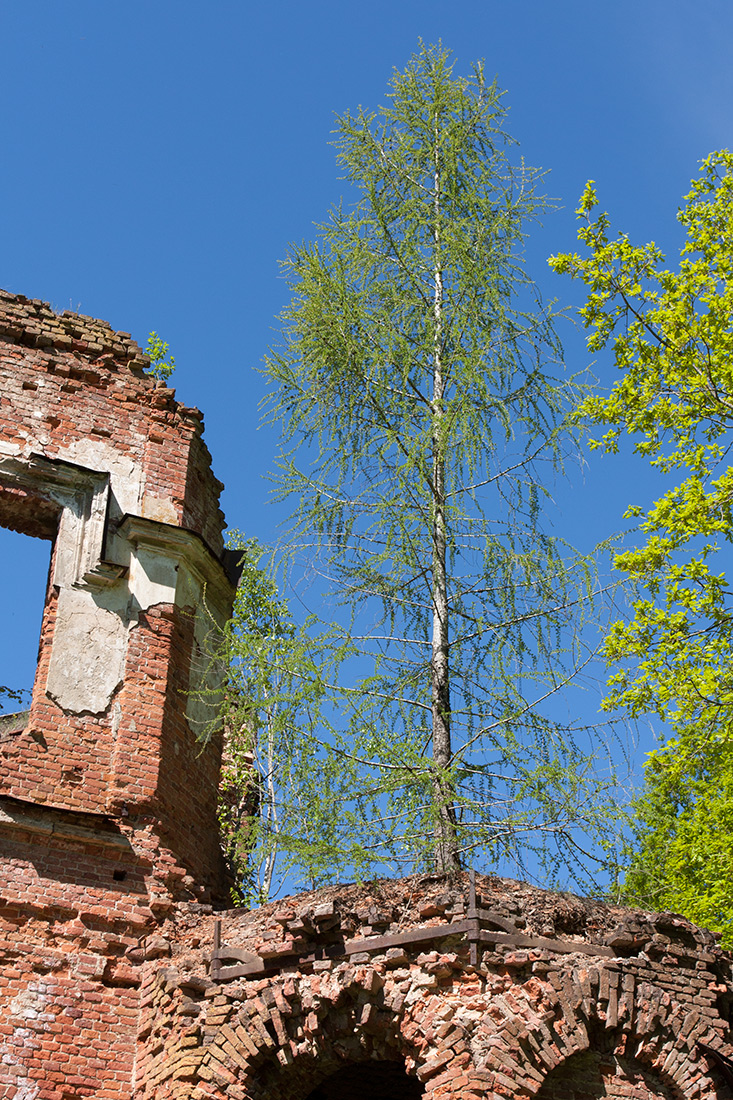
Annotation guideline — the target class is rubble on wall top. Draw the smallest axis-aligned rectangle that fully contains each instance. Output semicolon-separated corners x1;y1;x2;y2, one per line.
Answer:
166;872;722;985
0;287;149;369
0;710;29;740
213;872;717;943
0;288;205;426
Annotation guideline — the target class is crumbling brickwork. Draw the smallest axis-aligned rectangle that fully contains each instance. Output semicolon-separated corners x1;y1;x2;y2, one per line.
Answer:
133;875;733;1098
0;290;237;1098
0;289;732;1099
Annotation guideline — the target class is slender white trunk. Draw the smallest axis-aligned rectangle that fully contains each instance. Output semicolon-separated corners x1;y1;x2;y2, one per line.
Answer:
431;121;460;875
262;696;278;899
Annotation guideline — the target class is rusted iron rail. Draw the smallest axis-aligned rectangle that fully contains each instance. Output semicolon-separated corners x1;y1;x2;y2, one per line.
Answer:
210;872;613;982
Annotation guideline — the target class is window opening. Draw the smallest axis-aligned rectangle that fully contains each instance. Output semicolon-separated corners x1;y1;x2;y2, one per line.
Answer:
0;525;51;720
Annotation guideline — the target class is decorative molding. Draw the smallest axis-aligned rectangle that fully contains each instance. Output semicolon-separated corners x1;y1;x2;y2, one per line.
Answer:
119;513;235;607
0;451;126;586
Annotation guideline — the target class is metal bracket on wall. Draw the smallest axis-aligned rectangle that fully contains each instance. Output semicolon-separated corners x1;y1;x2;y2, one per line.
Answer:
209;871;614;983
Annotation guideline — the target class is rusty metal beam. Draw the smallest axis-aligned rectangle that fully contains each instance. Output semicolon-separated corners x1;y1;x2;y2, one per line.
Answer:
210;903;615;982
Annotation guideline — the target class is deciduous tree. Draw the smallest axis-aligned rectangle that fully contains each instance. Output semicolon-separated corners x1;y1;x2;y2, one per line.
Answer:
219;539;351;902
550;151;733;936
0;685;27;713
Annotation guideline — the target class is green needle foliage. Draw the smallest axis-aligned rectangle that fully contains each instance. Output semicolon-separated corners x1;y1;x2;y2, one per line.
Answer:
236;44;623;890
550;151;733;939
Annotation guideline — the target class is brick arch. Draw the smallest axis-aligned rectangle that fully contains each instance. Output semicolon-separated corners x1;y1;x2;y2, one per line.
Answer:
193;967;430;1100
534;1047;678;1100
467;967;726;1100
158;962;729;1099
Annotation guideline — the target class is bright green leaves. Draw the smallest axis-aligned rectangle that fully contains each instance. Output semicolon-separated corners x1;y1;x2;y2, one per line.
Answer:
551;151;733;475
552;150;733;929
220;537;355;902
624;736;733;944
144;332;176;382
551;151;733;732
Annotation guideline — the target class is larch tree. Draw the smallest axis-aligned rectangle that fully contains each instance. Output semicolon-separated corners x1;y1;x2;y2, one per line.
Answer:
550;151;733;939
233;44;621;888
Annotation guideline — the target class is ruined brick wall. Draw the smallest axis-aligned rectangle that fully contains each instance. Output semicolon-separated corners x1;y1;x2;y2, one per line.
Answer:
0;289;234;867
134;874;733;1100
0;290;237;1099
0;291;225;535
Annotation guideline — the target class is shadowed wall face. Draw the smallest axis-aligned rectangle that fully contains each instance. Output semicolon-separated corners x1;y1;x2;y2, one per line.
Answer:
535;1049;677;1099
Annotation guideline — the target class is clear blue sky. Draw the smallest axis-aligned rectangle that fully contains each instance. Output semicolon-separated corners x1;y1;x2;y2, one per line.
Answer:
1;0;731;775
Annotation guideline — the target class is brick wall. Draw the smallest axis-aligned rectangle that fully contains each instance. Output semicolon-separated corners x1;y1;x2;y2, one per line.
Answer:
0;290;236;1099
134;874;733;1099
0;291;213;526
535;1049;676;1099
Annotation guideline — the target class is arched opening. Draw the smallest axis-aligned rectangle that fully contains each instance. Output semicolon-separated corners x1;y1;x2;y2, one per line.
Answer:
303;1060;424;1100
535;1048;678;1100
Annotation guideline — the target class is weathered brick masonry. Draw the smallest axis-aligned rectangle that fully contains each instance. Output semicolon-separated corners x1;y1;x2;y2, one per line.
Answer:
137;874;733;1100
1;289;732;1099
0;290;237;1098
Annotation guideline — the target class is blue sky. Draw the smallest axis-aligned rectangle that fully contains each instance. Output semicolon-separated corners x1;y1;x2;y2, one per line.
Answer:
1;1;732;799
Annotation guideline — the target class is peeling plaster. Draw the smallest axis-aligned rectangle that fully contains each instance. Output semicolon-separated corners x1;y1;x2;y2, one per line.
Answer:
141;492;178;526
1;985;45;1100
9;986;46;1022
46;588;127;714
175;563;201;610
129;546;178;611
58;437;143;516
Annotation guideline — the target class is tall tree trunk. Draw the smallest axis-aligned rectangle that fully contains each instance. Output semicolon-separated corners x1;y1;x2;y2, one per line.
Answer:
431;121;461;875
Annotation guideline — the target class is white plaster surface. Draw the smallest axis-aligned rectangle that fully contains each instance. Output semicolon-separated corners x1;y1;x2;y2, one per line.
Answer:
129;546;178;611
46;588;127;714
57;438;143;516
141;492;178;525
53;499;86;587
176;562;201;609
